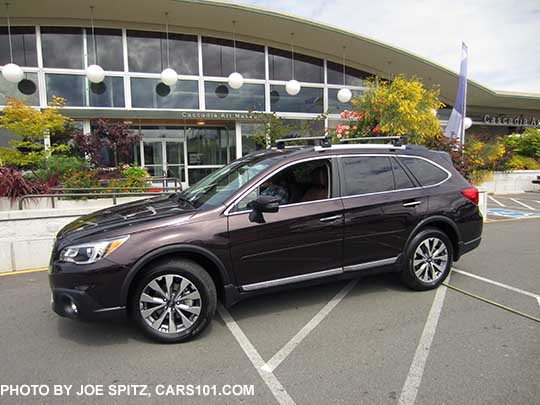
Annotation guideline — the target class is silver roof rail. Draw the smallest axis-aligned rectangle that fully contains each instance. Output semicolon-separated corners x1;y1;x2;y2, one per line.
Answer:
275;136;331;150
340;136;405;146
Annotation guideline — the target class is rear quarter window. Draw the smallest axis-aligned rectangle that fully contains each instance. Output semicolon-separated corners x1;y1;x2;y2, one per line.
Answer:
399;157;449;186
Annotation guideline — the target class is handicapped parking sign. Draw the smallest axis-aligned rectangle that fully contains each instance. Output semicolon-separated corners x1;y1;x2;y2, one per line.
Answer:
487;208;540;218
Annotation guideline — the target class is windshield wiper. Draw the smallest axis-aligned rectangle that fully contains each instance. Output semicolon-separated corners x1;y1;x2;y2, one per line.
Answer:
169;193;196;208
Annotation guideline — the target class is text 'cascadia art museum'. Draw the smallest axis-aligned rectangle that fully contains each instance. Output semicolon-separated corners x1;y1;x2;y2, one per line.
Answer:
1;0;540;188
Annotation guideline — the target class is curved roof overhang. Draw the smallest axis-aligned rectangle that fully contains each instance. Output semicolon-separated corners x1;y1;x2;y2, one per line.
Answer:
8;0;540;113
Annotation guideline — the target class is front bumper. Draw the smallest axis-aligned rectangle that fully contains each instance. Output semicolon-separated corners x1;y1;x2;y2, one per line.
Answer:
49;258;129;320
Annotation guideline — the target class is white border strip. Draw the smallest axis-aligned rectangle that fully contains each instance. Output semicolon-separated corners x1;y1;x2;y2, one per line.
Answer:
452;268;540;299
261;279;357;373
217;304;295;405
398;283;449;405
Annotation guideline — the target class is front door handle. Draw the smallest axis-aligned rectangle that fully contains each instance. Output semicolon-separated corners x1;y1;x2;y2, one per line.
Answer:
403;200;422;207
320;214;343;223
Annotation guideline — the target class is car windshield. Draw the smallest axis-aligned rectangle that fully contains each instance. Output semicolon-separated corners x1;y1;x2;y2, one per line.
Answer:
179;152;285;209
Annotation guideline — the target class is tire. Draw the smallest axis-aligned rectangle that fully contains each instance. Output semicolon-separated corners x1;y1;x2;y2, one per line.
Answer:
130;258;217;343
401;228;453;291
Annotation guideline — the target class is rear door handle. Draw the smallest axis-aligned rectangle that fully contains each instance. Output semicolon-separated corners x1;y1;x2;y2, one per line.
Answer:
320;215;343;222
403;200;422;207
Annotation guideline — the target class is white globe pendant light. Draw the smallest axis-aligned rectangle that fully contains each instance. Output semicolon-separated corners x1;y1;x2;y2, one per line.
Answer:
2;4;23;83
2;62;24;83
337;88;352;103
159;12;178;87
227;20;244;90
161;67;178;86
228;72;244;89
285;33;301;96
86;7;105;84
86;64;105;83
286;79;301;96
464;117;473;130
336;46;352;103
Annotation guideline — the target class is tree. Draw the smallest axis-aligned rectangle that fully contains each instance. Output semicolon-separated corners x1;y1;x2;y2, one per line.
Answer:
334;75;445;144
72;118;141;167
0;97;72;168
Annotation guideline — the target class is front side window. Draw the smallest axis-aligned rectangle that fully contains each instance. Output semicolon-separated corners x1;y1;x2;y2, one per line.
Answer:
181;152;284;210
399;157;449;186
235;159;332;211
341;156;394;196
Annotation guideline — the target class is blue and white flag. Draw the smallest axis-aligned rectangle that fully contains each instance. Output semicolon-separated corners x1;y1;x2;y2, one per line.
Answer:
444;43;468;142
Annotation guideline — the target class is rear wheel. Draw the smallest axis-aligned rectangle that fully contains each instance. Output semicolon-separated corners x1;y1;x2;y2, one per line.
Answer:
401;228;453;290
130;259;217;343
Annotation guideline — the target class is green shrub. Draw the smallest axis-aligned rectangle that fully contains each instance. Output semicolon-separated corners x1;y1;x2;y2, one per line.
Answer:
33;155;90;185
121;165;149;191
503;155;540;170
60;168;100;193
503;128;540;158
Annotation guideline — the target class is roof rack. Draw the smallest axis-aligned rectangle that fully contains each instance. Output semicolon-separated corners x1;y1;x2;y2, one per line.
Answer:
275;136;331;150
340;136;405;147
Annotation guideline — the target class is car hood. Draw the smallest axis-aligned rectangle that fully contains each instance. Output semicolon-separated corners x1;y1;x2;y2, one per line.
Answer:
57;195;197;242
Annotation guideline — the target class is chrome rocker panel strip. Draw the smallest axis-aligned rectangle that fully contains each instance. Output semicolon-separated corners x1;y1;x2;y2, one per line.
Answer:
240;256;399;291
343;256;398;272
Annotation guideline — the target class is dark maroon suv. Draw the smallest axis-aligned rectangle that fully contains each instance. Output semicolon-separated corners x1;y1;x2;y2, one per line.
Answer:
49;139;483;342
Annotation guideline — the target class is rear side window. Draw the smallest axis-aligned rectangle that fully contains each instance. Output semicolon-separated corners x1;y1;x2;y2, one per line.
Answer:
391;157;415;189
399;157;449;186
341;156;394;196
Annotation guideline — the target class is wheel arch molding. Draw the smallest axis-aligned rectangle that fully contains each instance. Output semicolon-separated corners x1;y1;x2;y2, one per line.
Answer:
406;215;462;259
120;244;232;307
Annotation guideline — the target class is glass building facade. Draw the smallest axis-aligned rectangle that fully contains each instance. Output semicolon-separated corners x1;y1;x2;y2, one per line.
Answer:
0;25;371;187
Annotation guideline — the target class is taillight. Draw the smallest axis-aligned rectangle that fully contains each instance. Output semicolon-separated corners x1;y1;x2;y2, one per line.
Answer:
461;187;479;205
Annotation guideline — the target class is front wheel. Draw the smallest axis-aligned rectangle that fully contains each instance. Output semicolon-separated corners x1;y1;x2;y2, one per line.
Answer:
130;259;217;343
401;228;453;291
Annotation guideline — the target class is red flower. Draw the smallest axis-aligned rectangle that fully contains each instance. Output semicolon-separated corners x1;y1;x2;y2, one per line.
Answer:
373;126;380;134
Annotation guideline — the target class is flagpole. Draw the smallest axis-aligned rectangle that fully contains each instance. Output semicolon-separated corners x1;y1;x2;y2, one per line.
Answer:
461;42;468;145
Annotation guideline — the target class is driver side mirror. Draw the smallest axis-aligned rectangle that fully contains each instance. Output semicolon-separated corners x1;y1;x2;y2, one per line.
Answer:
247;195;280;223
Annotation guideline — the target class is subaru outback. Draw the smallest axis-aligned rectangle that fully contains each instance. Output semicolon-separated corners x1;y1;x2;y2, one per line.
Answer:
49;138;483;342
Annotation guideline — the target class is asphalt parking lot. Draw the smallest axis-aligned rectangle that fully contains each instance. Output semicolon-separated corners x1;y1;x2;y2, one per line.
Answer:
485;191;540;221
0;215;539;404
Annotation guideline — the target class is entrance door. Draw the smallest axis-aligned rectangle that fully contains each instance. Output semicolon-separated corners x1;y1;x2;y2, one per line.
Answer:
142;139;187;189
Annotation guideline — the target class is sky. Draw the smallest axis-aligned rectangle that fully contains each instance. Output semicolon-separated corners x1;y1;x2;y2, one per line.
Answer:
236;0;540;94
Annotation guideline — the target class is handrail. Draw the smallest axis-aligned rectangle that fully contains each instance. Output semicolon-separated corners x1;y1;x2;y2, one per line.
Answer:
49;186;182;192
18;190;178;210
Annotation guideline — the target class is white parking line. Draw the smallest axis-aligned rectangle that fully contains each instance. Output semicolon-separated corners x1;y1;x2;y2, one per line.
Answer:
398;283;449;405
218;304;295;405
452;268;540;300
510;198;535;210
261;279;357;373
488;196;505;207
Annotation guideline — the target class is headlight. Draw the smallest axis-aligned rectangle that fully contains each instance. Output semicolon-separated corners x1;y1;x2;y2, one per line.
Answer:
59;236;129;265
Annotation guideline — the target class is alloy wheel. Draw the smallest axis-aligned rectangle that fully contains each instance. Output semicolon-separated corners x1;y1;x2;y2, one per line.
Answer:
139;274;202;334
413;237;449;283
